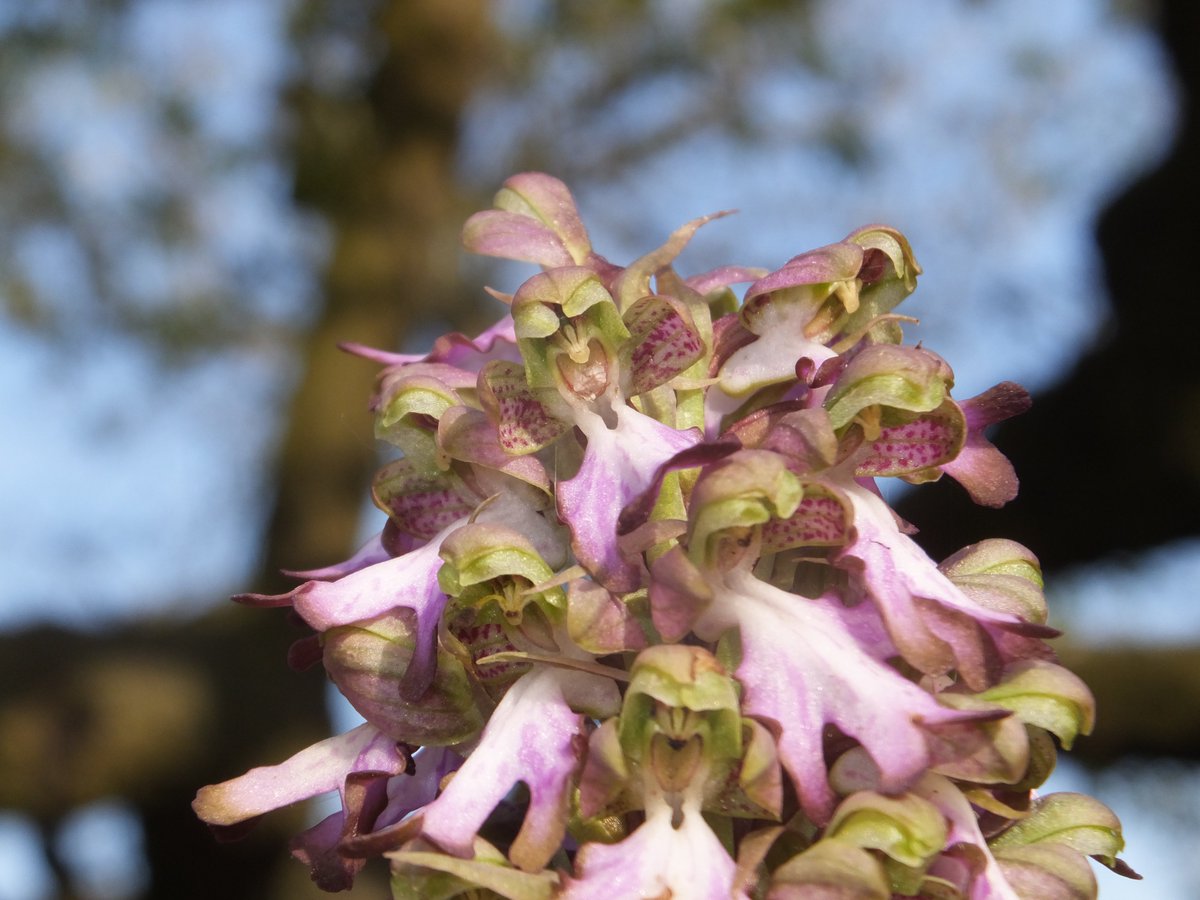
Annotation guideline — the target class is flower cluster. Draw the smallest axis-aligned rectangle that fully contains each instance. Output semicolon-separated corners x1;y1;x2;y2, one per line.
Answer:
194;174;1137;898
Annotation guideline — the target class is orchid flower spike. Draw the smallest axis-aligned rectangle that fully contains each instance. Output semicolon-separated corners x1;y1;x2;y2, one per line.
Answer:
196;173;1136;899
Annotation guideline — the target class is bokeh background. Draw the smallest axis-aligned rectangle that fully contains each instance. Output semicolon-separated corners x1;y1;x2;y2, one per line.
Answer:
1;0;1196;897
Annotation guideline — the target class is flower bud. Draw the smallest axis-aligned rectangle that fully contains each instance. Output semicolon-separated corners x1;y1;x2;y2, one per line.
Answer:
323;612;485;747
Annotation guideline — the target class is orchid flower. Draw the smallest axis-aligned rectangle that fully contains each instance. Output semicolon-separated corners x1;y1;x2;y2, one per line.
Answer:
195;173;1136;898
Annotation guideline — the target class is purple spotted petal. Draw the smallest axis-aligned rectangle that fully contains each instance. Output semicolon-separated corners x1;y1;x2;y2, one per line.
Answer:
478;359;571;454
622;294;705;395
438;405;552;492
372;458;477;540
760;483;851;552
855;404;966;478
558;404;702;592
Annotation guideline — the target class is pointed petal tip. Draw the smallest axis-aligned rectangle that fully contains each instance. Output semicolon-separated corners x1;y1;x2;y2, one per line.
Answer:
231;585;307;608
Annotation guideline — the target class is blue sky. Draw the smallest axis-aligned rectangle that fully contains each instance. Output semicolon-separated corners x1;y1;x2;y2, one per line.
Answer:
0;1;1191;897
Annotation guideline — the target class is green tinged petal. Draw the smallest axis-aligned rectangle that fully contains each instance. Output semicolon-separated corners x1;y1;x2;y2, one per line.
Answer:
940;539;1047;625
323;615;485;746
686;450;803;570
824;345;953;431
613;210;732;312
374;375;461;460
768;839;890;899
389;838;559;900
438;524;565;632
619;645;744;771
825;791;947;870
439;524;557;593
977;661;1095;749
992;843;1098;900
494;172;593;265
511;268;629;399
990;792;1128;871
837;225;922;345
990;791;1140;898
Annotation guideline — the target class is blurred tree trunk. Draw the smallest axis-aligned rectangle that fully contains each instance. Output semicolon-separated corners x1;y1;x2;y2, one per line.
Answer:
0;2;492;898
1058;642;1200;764
271;0;494;578
140;4;493;897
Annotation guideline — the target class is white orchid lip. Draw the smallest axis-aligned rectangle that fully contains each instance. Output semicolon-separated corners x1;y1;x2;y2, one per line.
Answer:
195;173;1135;897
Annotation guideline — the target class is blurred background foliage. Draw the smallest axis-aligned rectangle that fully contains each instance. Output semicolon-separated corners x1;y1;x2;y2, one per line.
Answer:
0;0;1195;897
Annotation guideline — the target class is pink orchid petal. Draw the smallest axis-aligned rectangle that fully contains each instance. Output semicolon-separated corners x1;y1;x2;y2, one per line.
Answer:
715;292;839;401
941;436;1021;508
282;532;390;581
557;404;701;592
939;382;1031;508
565;803;740;900
743;241;864;303
420;669;601;872
341;314;519;370
193;723;407;827
336;746;466;859
468;172;593;266
697;569;973;824
288;520;463;632
840;485;1055;685
438;405;552;493
918;775;1021;900
376;746;461;830
613;210;733;309
462;210;576;267
685;265;767;295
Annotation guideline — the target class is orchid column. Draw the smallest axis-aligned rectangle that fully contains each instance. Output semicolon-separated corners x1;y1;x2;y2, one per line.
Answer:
194;173;1138;899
